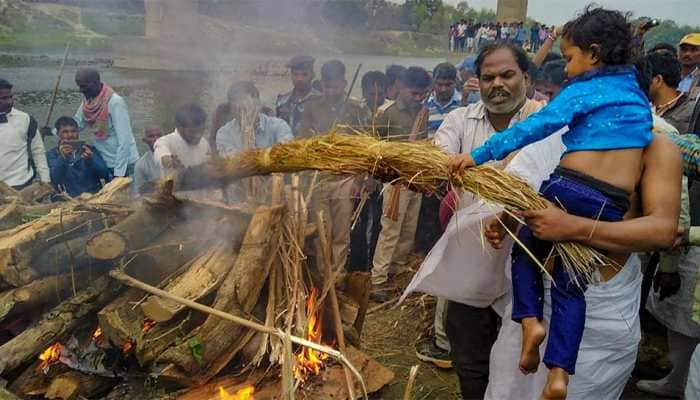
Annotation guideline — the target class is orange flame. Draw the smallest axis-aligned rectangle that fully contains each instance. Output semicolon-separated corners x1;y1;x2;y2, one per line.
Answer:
293;288;329;381
142;318;157;333
122;340;133;354
37;343;64;371
92;325;105;346
218;386;255;400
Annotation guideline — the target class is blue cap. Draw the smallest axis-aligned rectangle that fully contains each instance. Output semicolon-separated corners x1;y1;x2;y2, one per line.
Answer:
455;56;476;72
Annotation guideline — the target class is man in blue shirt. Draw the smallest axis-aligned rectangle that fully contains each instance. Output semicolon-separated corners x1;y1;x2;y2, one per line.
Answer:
426;63;463;136
47;116;111;197
216;81;293;156
73;68;139;178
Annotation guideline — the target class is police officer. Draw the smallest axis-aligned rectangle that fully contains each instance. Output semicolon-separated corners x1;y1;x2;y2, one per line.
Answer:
276;55;320;136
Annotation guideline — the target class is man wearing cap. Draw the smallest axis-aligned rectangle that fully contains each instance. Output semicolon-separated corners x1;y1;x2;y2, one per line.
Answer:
678;33;700;99
299;60;370;278
456;57;481;106
276;55;321;136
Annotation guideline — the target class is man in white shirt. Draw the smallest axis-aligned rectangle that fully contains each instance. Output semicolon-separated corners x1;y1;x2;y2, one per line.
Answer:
0;79;51;189
153;104;210;178
410;43;542;397
134;126;163;195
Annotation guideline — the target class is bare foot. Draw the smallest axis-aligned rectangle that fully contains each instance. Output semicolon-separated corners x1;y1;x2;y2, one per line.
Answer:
541;368;568;400
519;317;546;374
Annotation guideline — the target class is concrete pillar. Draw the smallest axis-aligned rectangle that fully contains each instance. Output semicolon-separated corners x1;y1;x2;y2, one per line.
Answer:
497;0;528;23
144;0;199;41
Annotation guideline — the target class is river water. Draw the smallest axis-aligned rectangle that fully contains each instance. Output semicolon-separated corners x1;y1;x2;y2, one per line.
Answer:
4;53;446;152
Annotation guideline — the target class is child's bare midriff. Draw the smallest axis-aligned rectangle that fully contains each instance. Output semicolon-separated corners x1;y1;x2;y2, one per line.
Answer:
560;148;645;195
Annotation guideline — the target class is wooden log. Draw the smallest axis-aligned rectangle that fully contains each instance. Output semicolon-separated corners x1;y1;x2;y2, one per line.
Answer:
345;272;371;337
97;213;249;365
86;188;182;261
0;271;95;325
17;183;54;204
0;178;131;287
7;360;70;398
156;205;285;384
0;201;55;231
0;275;121;376
44;371;116;400
0;387;20;400
140;243;237;323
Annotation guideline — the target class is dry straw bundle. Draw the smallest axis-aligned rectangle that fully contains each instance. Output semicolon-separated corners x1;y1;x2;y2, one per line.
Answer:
208;130;607;282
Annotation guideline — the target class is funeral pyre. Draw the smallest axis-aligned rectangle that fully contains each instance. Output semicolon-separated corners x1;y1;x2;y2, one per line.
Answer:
0;176;393;400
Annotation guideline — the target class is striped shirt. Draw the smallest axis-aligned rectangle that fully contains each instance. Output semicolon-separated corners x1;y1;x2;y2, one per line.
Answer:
425;90;462;136
669;133;700;180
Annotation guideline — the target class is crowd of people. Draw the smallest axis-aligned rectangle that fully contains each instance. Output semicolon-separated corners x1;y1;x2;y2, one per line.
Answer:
449;19;555;54
1;5;700;400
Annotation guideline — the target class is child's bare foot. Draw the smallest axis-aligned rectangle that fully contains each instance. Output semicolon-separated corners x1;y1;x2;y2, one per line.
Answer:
540;368;568;400
519;317;546;374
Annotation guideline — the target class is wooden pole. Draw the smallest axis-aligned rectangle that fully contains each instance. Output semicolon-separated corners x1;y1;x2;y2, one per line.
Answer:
317;211;356;400
108;269;369;399
44;41;71;128
402;365;419;400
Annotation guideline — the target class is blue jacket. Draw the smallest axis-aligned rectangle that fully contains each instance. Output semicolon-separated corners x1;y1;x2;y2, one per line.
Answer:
471;65;653;165
47;145;112;197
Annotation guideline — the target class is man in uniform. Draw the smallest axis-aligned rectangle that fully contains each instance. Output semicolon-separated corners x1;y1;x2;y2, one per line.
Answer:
276;55;320;136
370;67;432;299
299;60;370;276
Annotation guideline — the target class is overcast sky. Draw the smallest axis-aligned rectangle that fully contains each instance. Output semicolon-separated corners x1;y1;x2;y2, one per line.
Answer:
441;0;698;27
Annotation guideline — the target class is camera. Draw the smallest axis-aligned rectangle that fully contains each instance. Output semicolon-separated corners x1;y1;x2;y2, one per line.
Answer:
641;19;659;30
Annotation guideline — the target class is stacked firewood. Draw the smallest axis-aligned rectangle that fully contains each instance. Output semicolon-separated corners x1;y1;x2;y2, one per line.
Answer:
0;175;387;400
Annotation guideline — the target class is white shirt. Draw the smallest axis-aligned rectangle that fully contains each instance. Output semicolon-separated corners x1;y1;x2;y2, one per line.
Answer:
153;130;210;177
133;150;160;194
0;108;50;186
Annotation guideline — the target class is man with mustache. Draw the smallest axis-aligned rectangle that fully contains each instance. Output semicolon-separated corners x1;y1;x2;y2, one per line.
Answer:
678;33;700;99
430;43;543;398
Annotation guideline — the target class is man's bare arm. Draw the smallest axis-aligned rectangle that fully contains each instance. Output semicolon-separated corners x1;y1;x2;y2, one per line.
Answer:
523;134;682;252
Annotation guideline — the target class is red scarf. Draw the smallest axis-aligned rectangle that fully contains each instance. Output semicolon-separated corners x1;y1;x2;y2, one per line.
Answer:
82;84;114;140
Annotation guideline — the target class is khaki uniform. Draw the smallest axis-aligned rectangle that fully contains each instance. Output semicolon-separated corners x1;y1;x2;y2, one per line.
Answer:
297;96;369;137
370;99;428;285
299;96;370;275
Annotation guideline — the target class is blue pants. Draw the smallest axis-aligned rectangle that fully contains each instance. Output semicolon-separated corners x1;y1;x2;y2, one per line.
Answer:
511;167;628;375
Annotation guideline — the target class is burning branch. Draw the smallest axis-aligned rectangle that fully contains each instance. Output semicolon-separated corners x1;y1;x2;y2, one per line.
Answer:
219;386;255;400
108;269;369;399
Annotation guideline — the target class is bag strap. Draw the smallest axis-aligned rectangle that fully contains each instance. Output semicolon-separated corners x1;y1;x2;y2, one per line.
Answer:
26;116;38;175
690;95;700;135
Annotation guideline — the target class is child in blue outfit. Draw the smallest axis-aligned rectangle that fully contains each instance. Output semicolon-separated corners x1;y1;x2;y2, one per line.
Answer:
451;7;653;400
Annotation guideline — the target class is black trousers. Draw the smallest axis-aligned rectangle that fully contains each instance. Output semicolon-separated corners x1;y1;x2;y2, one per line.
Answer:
347;189;382;272
446;301;500;399
414;194;442;255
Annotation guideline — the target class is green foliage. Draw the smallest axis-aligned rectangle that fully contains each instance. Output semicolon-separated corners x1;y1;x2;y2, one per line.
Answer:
642;19;700;51
81;10;144;36
188;337;204;366
322;1;369;27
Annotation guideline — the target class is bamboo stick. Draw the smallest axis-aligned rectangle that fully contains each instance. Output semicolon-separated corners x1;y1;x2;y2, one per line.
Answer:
317;211;356;400
402;365;419;400
44;41;71;128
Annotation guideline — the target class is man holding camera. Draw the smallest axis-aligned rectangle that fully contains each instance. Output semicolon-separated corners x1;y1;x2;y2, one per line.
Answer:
46;116;111;197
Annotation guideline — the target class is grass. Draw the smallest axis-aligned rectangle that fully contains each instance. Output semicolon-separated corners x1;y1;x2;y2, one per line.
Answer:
0;31;111;52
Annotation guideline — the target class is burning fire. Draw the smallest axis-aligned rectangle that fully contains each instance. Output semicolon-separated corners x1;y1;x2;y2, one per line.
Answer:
122;340;133;354
293;288;329;381
38;343;64;371
218;386;255;400
92;325;105;346
142;318;157;333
